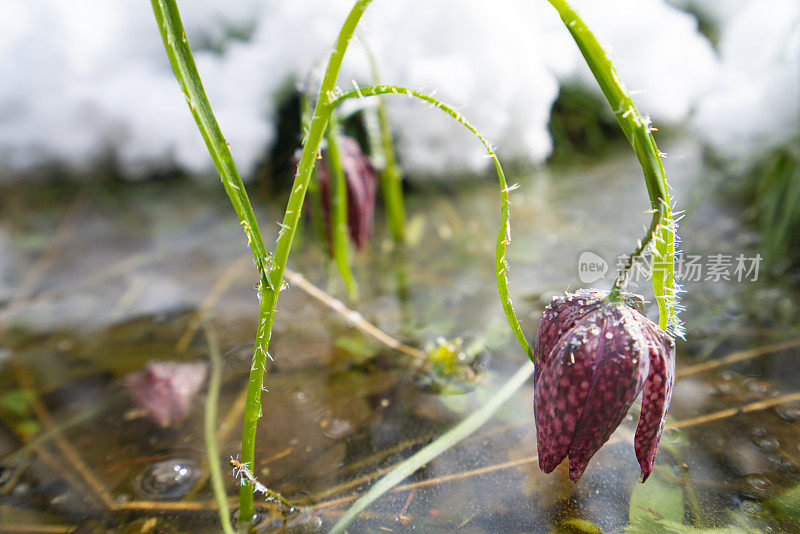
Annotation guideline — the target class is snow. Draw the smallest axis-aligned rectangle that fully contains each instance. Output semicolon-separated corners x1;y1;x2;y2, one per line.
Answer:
0;0;794;180
691;0;800;157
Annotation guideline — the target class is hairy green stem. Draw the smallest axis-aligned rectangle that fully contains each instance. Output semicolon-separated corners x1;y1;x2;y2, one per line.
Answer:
150;0;273;290
151;0;374;525
546;0;679;334
325;113;359;299
203;323;236;534
238;0;374;523
301;95;328;249
374;96;406;243
2;397;114;464
609;203;664;300
331;85;533;361
149;2;273;528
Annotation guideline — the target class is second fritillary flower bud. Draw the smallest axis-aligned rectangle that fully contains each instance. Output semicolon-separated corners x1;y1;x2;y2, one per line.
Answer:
317;136;377;251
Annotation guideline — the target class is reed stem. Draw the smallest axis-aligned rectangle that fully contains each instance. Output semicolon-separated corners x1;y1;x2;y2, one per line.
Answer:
202;323;236;534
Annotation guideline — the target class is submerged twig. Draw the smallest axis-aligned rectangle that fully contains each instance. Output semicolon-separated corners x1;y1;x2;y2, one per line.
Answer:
1;399;111;465
669;391;800;429
313;389;800;515
0;524;77;533
677;336;800;378
282;267;427;361
9;361;116;509
79;385;797;517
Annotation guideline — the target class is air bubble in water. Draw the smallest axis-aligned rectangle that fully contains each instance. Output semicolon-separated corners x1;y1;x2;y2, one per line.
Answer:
775;405;800;423
132;458;200;501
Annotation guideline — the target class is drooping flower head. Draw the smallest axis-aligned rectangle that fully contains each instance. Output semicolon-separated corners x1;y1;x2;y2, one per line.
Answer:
316;136;377;252
533;289;675;482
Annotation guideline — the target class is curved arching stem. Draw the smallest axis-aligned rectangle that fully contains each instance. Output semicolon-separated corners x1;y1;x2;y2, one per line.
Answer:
608;202;664;302
547;0;681;336
329;85;534;361
154;1;682;530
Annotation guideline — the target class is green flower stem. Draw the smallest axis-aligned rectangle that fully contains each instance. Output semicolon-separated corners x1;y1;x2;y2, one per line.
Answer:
149;2;273;527
608;202;664;301
331;85;533;361
375;96;406;243
152;0;375;526
546;0;678;333
325;113;359;300
365;48;406;244
150;0;273;290
238;0;374;524
329;361;535;533
301;95;328;249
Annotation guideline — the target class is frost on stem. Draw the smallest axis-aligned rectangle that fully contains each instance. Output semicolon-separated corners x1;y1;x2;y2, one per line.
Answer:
656;200;685;339
229;457;296;512
611;196;683;339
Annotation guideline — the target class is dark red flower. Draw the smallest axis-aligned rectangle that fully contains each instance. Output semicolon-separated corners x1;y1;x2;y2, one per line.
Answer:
533;289;675;482
316;136;377;252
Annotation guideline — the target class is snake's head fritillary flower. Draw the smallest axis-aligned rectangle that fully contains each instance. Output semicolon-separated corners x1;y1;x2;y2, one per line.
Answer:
125;361;208;427
533;289;675;482
317;136;377;252
534;288;607;384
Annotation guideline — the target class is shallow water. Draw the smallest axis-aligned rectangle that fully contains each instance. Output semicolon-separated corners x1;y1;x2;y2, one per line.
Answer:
1;141;799;532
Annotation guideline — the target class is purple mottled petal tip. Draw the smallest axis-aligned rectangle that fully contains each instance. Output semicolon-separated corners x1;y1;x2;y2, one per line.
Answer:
534;322;603;474
566;308;650;481
634;325;676;481
339;137;377;250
